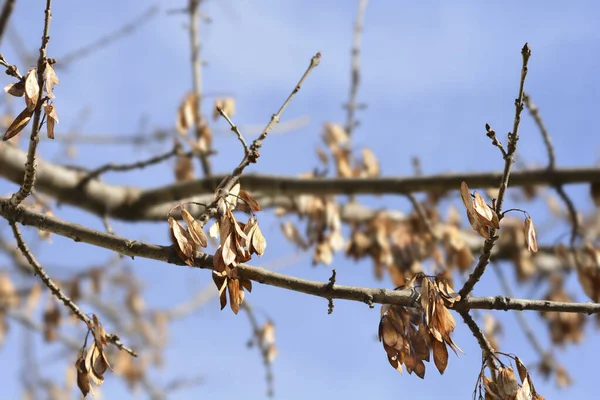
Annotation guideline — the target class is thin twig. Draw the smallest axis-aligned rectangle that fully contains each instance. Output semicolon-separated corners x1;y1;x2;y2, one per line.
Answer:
524;92;580;247
196;52;321;228
485;123;507;159
10;221;85;322
344;0;368;140
56;5;159;67
4;199;600;315
241;302;275;397
217;106;248;155
492;263;548;357
459;310;497;369
8;0;53;206
0;52;23;79
75;145;185;189
523;94;555;169
459;43;531;299
50;116;310;145
0;0;16;45
8;220;137;357
406;193;439;240
189;0;212;176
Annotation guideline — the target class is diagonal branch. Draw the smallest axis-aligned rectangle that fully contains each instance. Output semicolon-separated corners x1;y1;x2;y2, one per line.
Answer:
0;0;16;45
56;4;159;67
524;93;580;247
8;0;53;207
459;43;531;298
8;220;137;356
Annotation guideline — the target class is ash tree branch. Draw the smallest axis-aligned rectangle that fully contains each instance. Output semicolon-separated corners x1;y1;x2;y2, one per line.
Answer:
8;220;137;357
344;0;368;140
2;198;600;315
8;0;53;207
189;0;212;176
75;144;186;189
459;310;497;368
524;93;580;247
1;141;600;221
459;43;531;299
56;4;159;67
194;52;321;228
492;263;550;359
217;106;248;155
241;302;275;397
0;0;16;45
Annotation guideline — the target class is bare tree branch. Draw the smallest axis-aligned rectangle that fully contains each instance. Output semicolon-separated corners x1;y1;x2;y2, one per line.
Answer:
56;4;159;67
2;198;599;315
344;0;368;140
8;220;138;357
188;0;212;176
0;0;16;45
1;142;599;221
524;92;580;247
459;43;531;298
8;0;53;206
241;302;275;397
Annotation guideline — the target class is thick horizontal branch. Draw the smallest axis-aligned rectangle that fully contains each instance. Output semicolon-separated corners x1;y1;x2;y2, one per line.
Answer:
455;296;600;314
136;167;600;208
1;144;599;222
0;198;596;314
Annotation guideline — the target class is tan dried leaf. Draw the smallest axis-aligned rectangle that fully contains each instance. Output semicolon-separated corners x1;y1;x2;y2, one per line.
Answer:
332;147;353;178
176;92;196;135
524;217;538;252
555;365;572;388
226;183;241;211
174;154;194;181
76;349;91;397
25;283;41;316
3;107;33;141
212;270;228;310
431;339;448;374
44;103;59;139
43;300;61;342
238;189;262;212
497;366;520;398
483;376;502;400
316;147;328;165
250;221;266;257
209;221;220;239
460;181;499;239
361;147;380;177
44;62;59;98
24;69;39;111
517;376;533;400
181;209;207;247
323;123;348;147
227;278;241;314
84;340;111;387
0;272;18;308
280;221;308;249
260;321;275;346
4;80;25;97
168;217;195;265
473;192;498;227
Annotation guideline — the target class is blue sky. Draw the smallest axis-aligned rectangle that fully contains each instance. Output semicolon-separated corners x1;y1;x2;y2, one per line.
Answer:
1;0;599;399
